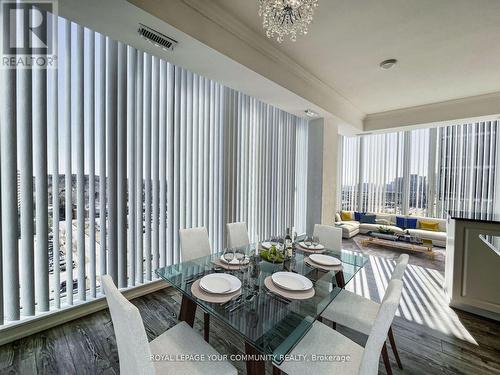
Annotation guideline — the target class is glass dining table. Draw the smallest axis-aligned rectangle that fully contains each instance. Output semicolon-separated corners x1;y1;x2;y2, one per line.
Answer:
156;242;368;375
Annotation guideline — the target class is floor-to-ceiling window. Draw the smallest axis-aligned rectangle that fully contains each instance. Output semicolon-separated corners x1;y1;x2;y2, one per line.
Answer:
339;122;499;219
0;13;308;325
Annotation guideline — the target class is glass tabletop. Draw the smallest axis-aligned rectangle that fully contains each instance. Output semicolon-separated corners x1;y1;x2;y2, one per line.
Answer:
155;242;368;364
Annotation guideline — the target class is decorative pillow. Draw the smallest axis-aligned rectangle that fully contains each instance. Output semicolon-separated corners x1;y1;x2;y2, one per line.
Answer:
396;216;406;229
360;214;376;224
340;211;353;221
419;220;440;231
354;211;365;221
406;218;418;229
335;213;341;222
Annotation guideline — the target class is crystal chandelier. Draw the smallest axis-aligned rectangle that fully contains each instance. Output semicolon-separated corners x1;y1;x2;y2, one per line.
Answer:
258;0;319;43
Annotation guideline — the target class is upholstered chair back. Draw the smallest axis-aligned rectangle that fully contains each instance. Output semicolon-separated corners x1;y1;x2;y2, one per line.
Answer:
391;254;409;281
313;224;342;251
179;227;212;262
226;222;250;249
102;275;155;375
359;279;404;375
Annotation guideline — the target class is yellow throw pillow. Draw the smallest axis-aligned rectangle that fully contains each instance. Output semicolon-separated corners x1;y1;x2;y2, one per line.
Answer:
419;220;440;231
340;211;353;221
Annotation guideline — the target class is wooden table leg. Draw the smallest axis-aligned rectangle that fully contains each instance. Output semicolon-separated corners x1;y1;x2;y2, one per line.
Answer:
179;295;197;327
204;312;210;342
245;342;266;375
335;270;346;288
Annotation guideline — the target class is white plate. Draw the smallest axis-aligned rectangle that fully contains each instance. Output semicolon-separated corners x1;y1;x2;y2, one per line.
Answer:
220;255;250;265
261;241;284;250
271;272;313;291
298;241;325;250
199;274;241;294
309;254;341;266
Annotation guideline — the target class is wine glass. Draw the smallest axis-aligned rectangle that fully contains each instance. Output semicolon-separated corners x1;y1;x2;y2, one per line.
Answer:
277;236;285;249
304;235;312;247
234;247;246;269
223;247;235;264
312;235;320;247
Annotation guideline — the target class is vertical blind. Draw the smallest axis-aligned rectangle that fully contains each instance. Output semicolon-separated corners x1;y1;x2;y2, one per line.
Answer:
340;122;499;219
435;122;498;219
339;136;360;211
358;133;405;214
224;89;308;242
0;16;309;325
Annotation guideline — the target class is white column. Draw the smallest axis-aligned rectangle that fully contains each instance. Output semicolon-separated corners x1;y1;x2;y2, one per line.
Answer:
427;127;437;218
402;131;412;215
321;119;338;225
305;118;323;235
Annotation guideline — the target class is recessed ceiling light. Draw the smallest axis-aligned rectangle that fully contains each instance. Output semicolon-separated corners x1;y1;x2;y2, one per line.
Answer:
305;109;319;118
380;59;398;70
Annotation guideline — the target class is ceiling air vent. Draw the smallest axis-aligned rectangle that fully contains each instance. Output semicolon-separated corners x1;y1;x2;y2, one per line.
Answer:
138;24;178;51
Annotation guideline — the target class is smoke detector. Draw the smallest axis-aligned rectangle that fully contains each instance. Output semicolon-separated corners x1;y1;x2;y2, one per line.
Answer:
380;59;398;70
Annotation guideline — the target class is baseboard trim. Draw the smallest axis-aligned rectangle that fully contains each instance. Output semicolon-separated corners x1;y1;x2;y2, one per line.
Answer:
0;280;170;346
450;301;500;323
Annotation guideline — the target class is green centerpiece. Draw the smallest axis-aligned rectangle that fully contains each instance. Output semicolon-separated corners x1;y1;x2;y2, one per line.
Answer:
260;244;285;263
378;225;395;235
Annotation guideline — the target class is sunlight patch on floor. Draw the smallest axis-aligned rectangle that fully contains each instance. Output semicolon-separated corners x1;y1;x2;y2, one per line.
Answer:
345;255;478;344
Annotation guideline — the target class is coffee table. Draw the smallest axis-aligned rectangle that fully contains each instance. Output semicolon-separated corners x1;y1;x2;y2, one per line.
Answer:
361;232;434;256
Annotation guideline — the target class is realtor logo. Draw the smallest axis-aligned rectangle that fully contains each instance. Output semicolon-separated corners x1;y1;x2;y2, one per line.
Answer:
1;0;57;68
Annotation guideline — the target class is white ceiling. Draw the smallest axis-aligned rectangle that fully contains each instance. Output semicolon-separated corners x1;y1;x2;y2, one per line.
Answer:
212;0;500;114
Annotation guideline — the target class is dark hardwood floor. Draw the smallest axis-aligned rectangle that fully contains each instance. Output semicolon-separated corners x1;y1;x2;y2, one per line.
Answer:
1;235;499;374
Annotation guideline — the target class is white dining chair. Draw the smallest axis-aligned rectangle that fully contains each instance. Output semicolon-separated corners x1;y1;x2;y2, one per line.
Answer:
320;254;409;372
275;279;404;375
101;275;237;375
179;227;213;342
179;227;212;262
226;222;250;249
313;224;342;251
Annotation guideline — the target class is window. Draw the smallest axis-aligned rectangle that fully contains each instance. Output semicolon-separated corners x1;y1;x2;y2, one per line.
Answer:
0;14;308;324
340;122;499;219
